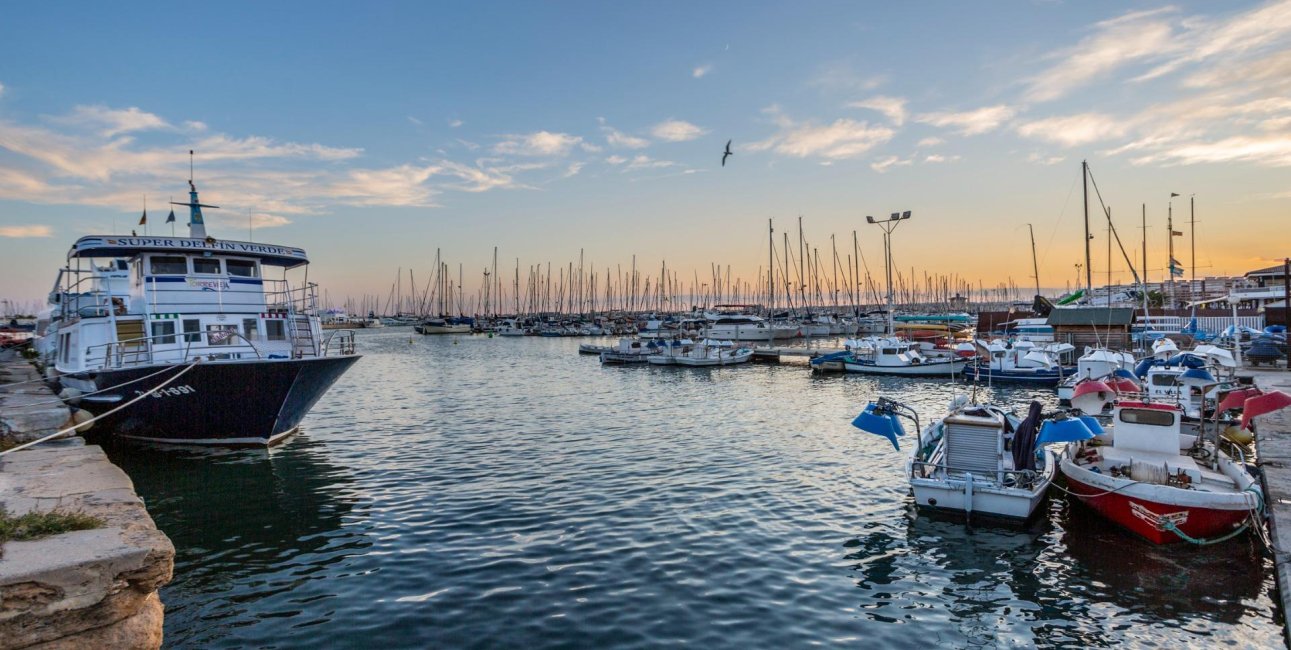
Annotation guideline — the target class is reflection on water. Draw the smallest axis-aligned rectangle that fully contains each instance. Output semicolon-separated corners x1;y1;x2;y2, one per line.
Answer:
105;436;371;647
104;330;1277;648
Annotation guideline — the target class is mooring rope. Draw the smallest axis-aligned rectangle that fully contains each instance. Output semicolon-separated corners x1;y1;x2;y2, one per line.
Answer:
0;361;200;457
5;363;195;408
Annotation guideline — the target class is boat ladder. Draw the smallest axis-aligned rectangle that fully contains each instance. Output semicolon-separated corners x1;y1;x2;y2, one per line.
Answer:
289;315;317;358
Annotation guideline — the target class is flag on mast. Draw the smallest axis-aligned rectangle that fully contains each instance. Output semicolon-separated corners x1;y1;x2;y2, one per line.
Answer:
165;209;175;224
1171;229;1183;236
138;209;147;226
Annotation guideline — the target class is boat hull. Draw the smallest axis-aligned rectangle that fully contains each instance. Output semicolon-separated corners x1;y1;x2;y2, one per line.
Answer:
910;450;1055;520
843;358;969;376
415;324;471;334
67;356;360;446
1060;458;1254;544
963;365;1075;386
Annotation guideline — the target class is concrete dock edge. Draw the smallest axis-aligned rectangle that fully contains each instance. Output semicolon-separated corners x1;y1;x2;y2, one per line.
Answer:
1250;368;1291;649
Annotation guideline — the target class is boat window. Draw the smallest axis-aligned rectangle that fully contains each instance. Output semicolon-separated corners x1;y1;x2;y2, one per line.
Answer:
226;260;258;278
1119;408;1175;427
207;324;238;346
150;256;188;275
881;348;899;355
1150;374;1178;386
182;319;202;343
193;257;221;274
150;321;176;344
266;320;286;341
242;318;259;341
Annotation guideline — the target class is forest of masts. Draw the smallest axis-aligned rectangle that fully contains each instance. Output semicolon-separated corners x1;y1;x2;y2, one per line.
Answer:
332;219;1039;319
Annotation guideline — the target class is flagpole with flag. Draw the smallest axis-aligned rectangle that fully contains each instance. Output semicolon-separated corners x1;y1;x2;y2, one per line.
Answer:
138;195;147;236
166;202;176;237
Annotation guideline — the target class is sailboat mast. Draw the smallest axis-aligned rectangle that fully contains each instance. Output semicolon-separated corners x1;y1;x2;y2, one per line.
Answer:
1028;223;1040;297
768;219;774;313
1082;160;1092;292
1190;195;1196;295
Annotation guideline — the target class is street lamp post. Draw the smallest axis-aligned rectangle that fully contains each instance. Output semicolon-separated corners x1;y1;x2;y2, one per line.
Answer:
866;211;912;337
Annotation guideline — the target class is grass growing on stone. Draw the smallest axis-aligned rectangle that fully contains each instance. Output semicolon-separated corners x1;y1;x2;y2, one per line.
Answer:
0;507;103;544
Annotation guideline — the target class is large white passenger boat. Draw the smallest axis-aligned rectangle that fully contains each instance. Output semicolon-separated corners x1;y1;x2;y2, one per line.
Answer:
47;180;360;446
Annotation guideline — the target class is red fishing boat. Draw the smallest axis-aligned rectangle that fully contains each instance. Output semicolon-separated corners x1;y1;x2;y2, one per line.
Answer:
1060;401;1262;545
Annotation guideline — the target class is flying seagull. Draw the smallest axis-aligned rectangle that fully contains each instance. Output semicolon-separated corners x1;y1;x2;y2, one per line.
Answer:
721;139;733;167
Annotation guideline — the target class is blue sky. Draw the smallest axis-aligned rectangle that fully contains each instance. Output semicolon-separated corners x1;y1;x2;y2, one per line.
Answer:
1;2;1289;309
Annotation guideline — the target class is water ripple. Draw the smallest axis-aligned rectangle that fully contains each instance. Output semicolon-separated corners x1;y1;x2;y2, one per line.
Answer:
105;330;1279;648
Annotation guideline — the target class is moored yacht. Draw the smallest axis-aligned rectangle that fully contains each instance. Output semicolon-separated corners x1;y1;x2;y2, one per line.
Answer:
702;305;797;341
47;180;360;446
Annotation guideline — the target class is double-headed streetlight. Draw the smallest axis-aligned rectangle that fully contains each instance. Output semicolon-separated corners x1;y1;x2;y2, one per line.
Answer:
866;210;912;336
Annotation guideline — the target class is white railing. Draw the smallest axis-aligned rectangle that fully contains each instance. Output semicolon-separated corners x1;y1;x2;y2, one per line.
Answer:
85;331;266;369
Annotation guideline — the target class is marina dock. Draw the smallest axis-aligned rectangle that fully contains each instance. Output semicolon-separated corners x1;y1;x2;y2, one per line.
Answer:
1248;366;1291;649
1;352;173;649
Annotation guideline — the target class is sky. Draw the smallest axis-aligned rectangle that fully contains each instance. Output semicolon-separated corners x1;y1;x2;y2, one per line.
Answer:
1;1;1289;311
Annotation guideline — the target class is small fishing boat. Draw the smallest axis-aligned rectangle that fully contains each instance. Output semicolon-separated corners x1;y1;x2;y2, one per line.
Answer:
415;317;472;334
1059;401;1268;545
578;343;613;355
963;339;1075;385
852;397;1061;520
671;340;754;367
599;338;658;364
828;337;969;377
1056;347;1137;401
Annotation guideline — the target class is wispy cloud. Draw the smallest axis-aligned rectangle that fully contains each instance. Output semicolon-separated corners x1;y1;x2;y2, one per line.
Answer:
1129;135;1291;167
748;109;895;159
493;131;583;156
848;96;907;126
605;155;627;165
923;154;960;164
603;127;649;149
693;64;713;78
0;82;7;98
448;119;464;128
0;225;51;238
1015;113;1128;147
916;137;944;147
1025;8;1179;102
407;116;424;126
870;156;912;173
49;104;172;137
623;155;674;171
915;105;1016;135
651;119;707;142
808;63;885;93
1027;152;1066;165
563;162;585;178
0;103;564;227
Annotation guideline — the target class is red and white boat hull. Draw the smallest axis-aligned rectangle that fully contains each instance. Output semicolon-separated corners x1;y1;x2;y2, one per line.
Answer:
1060;456;1257;545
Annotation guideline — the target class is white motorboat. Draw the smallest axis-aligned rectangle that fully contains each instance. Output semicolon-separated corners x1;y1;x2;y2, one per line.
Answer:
835;337;969;377
853;397;1058;520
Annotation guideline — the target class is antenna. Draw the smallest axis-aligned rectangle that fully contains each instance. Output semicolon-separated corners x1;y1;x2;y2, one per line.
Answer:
189;150;194;183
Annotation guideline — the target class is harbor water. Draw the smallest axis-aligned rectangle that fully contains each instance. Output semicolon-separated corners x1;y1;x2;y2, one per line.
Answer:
105;329;1278;648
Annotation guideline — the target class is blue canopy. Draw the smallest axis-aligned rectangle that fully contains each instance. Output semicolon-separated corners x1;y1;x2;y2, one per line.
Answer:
852;402;906;451
1036;418;1096;445
1180;367;1215;383
1112;368;1137;380
1077;415;1105;435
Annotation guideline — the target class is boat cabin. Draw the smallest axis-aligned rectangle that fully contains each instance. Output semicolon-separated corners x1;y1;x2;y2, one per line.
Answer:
51;234;331;373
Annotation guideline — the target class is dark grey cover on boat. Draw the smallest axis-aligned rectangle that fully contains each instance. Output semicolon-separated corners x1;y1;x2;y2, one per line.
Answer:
1011;401;1044;472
